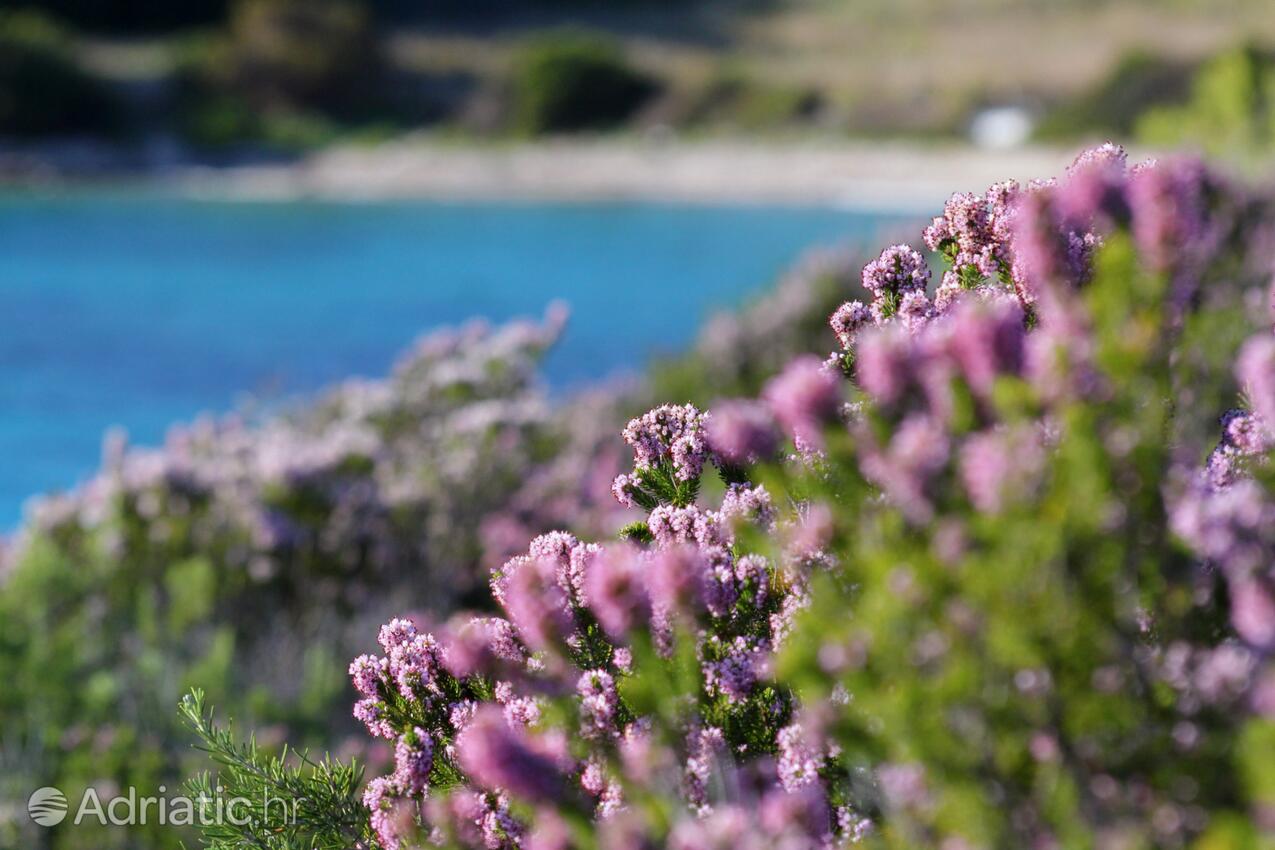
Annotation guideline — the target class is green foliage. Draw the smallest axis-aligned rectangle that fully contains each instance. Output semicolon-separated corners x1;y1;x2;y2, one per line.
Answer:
1137;45;1275;160
173;0;393;149
178;689;371;850
0;10;121;137
772;235;1271;848
1035;50;1193;140
0;319;570;850
511;30;656;135
678;67;822;131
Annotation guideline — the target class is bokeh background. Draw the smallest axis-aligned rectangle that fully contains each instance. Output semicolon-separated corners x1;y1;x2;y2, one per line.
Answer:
1;1;1272;849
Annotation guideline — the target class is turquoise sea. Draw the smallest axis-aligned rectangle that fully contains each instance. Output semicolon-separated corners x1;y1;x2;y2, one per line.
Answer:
0;193;903;525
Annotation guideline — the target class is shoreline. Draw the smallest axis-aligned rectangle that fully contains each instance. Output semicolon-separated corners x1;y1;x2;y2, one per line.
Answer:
4;139;1084;210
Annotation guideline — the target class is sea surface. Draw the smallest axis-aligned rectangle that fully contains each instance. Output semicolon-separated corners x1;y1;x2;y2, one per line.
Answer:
0;192;904;525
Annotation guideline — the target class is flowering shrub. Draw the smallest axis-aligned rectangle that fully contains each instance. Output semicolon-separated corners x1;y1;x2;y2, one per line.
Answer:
338;145;1275;850
0;236;868;850
0;312;579;850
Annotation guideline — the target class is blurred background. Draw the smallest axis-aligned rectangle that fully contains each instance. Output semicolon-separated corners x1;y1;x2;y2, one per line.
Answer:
4;0;1274;526
1;1;1273;849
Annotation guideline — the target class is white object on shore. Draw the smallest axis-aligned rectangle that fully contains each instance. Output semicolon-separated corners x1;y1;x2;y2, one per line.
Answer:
969;107;1034;151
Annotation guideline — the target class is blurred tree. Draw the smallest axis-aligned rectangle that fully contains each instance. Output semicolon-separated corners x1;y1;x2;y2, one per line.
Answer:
173;0;396;148
511;30;657;134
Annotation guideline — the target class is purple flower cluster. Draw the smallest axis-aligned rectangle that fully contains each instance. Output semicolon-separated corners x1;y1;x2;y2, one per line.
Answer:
1172;330;1275;677
345;144;1272;850
352;391;849;847
621;403;712;481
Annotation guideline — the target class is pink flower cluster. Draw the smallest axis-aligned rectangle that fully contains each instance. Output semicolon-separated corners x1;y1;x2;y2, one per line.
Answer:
352;390;855;848
350;143;1269;850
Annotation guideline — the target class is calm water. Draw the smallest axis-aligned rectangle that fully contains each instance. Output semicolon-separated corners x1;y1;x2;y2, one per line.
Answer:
0;193;901;524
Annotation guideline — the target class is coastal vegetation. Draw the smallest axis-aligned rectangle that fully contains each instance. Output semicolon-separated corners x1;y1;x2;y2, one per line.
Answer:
165;143;1275;850
4;0;1275;158
5;143;1275;850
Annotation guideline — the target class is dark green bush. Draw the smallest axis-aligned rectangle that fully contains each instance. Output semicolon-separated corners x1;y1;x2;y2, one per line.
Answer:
173;0;391;149
511;30;657;134
0;11;121;138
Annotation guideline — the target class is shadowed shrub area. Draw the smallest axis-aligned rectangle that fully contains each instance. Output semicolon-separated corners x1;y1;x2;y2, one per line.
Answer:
173;0;397;149
1034;50;1193;141
511;30;657;135
1136;45;1275;160
0;11;121;138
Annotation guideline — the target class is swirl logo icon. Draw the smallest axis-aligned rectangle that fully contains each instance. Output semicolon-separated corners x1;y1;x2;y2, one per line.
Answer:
28;787;69;827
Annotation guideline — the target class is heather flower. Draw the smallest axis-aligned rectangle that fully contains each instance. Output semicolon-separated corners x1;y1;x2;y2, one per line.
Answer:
718;482;777;534
336;147;1275;850
861;245;931;303
941;295;1026;398
455;705;566;804
577;669;620;739
648;504;727;548
501;554;574;652
583;544;651;640
1127;155;1209;275
667;807;754;850
1204;409;1270;490
733;553;772;606
1010;188;1092;300
580;757;624;818
1231;578;1275;652
1170;477;1275;575
854;326;914;406
830;300;873;349
442;616;525;678
429;789;524;850
564;542;599;608
364;776;413;850
1056;149;1128;232
683;725;725;811
388;632;445;701
923;191;1008;285
450;700;479;734
783;502;834;568
858;414;951;523
1237;334;1275;428
959;426;1045;514
354;697;395;739
621;404;712;481
896;290;935;334
706;399;780;466
757;782;835;845
502;693;543;728
776;722;825;792
349;654;386;699
379;618;418;653
763;356;843;449
878;763;930;811
527;530;578;563
611;473;640;508
702;634;768;704
1067;141;1128;176
394;727;435;794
